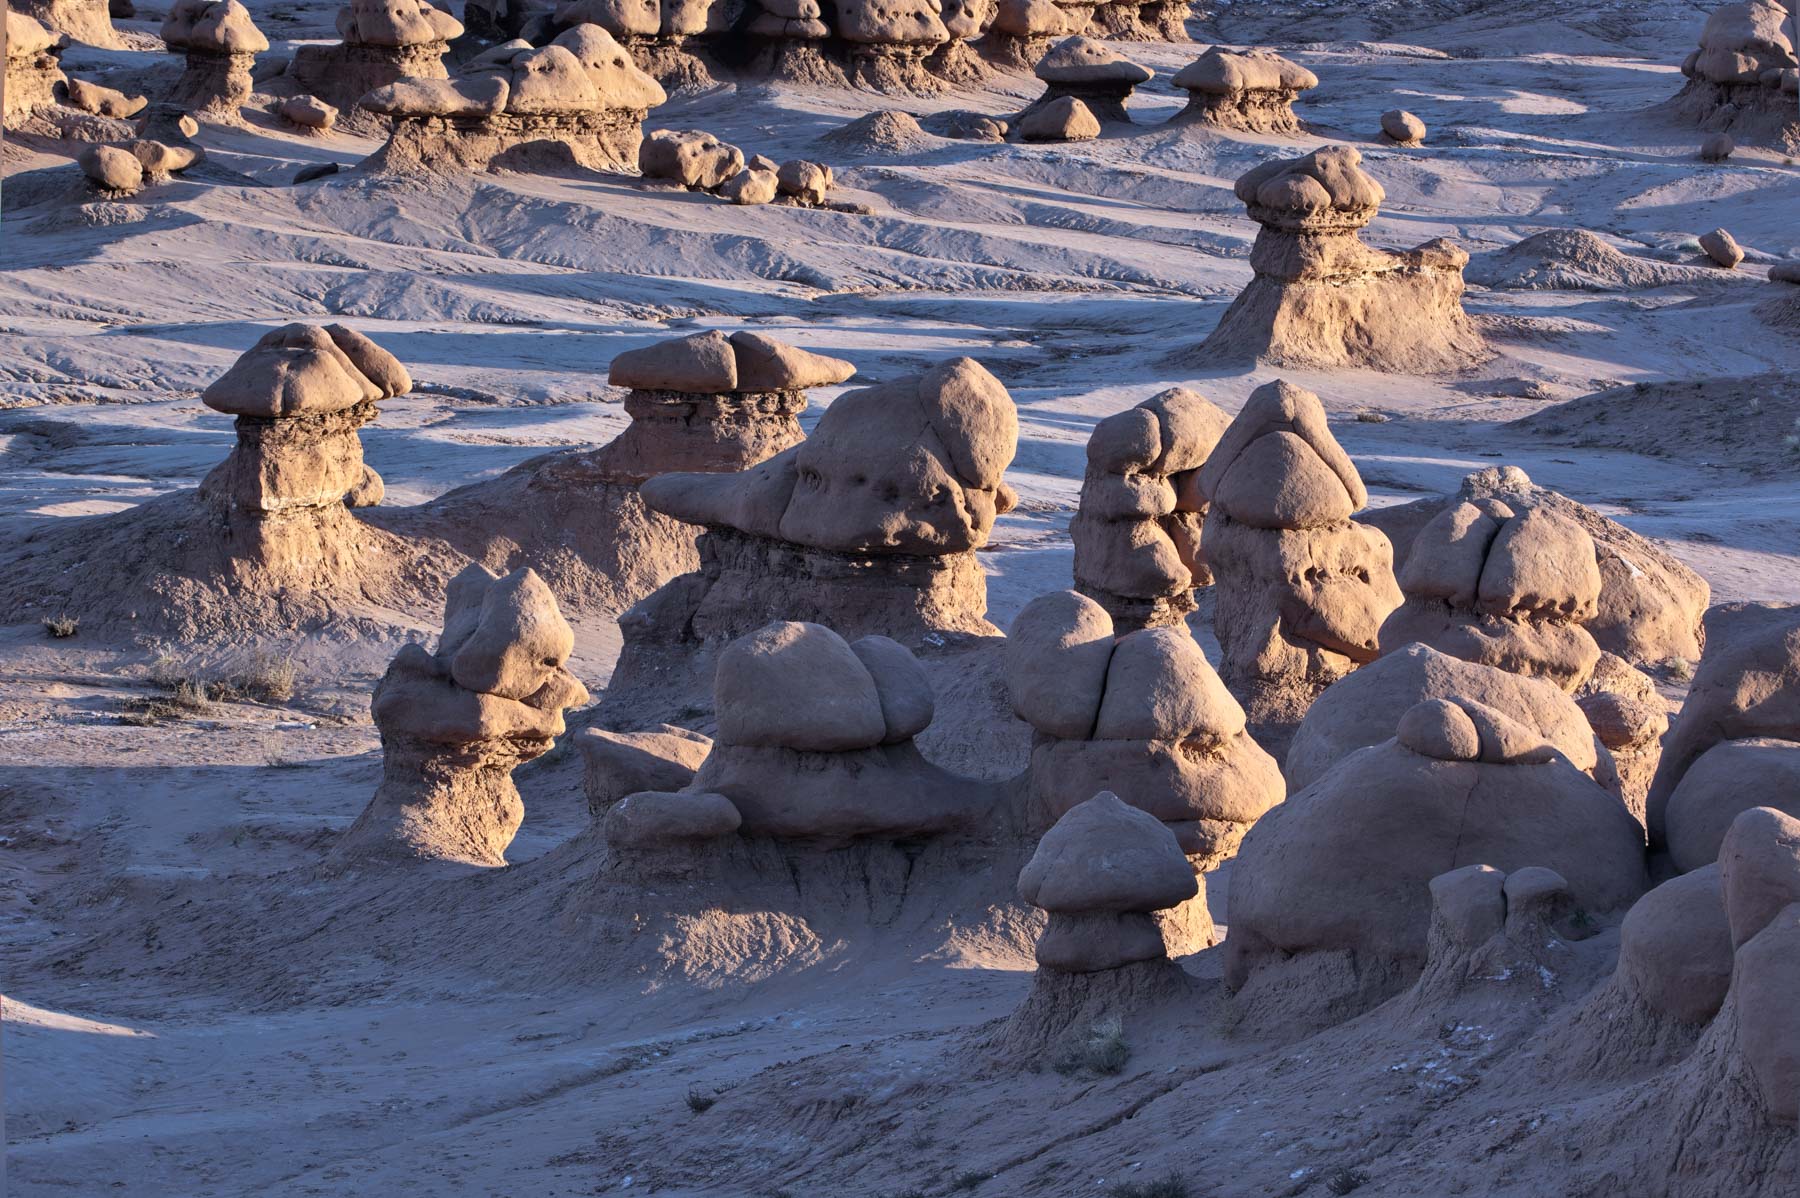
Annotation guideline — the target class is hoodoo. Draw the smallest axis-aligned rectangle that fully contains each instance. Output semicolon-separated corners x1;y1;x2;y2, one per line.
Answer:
160;0;267;115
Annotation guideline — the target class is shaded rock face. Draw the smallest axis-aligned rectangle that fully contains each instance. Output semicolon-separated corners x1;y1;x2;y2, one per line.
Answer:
1169;46;1316;134
1018;791;1205;972
1379;500;1604;692
194;323;409;570
629;356;1019;647
598;621;998;857
1192;146;1488;373
1362;466;1712;671
331;565;590;868
1006;591;1284;870
13;0;115;48
1070;387;1229;631
361;26;666;174
1197;380;1403;742
161;0;268;114
1647;603;1800;858
1226;695;1648;1013
1086;0;1184;41
287;0;465;113
980;0;1081;71
1020;35;1151;124
5;12;67;126
1669;0;1799;147
366;329;852;624
726;0;984;94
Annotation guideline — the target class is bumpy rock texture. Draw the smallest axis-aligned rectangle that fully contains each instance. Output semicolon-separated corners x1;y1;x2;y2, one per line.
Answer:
1192;146;1488;373
5;12;67;127
13;0;115;48
362;26;665;174
1169;46;1316;134
1018;791;1206;972
1379;499;1605;692
1669;0;1799;147
629;356;1019;647
1021;36;1151;125
1198;380;1403;741
161;0;267;114
288;0;465;114
1228;695;1647;1013
1070;387;1229;630
1007;591;1284;870
369;329;851;624
554;0;726;88
1647;602;1800;867
331;565;590;866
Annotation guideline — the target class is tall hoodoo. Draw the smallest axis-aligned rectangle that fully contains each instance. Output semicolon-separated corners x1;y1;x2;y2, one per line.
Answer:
331;565;590;867
288;0;465;113
360;26;665;174
1023;36;1152;124
161;0;268;114
1169;46;1316;134
1194;146;1487;372
1379;500;1605;692
1069;386;1229;631
1670;0;1799;144
1197;379;1403;741
1006;591;1284;871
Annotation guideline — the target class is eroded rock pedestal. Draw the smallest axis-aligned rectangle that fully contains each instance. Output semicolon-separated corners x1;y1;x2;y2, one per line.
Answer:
1194;146;1488;373
1668;0;1799;147
554;0;727;88
1006;591;1284;870
331;565;589;867
1168;46;1315;133
4;12;66;128
362;26;665;173
1020;36;1150;124
1198;380;1403;743
288;0;464;115
1069;386;1227;631
13;0;115;48
161;0;267;115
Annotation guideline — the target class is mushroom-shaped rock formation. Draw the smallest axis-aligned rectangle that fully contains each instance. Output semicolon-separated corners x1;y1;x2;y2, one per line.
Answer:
1287;641;1619;795
1006;591;1284;870
1647;602;1800;862
554;0;726;87
5;12;67;127
289;0;465;114
362;26;665;174
602;621;997;844
1022;36;1151;124
13;0;116;48
982;0;1080;71
1192;146;1488;373
1019;791;1208;972
330;565;590;867
368;328;852;624
1070;387;1229;631
1196;380;1403;741
197;323;407;550
1378;500;1605;692
1226;696;1648;1015
629;356;1019;649
1364;466;1712;670
161;0;267;114
1169;46;1316;134
740;0;838;85
836;0;950;92
1669;0;1799;146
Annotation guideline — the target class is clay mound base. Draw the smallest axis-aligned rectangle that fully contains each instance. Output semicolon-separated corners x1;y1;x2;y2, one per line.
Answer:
1467;229;1726;293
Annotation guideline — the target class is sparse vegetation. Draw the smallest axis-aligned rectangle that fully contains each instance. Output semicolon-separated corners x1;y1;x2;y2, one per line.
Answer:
950;1172;990;1191
140;650;299;716
1354;411;1389;423
42;613;79;638
1666;656;1694;682
1108;1174;1189;1198
1326;1167;1369;1195
684;1087;717;1113
1053;1014;1130;1076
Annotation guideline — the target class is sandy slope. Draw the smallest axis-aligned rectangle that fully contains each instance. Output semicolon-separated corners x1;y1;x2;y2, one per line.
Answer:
2;0;1799;1193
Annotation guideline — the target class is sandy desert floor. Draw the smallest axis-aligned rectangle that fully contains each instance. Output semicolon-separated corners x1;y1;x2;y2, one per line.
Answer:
2;0;1799;1194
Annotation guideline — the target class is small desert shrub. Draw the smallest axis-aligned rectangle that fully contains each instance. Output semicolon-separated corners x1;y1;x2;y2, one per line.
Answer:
1666;656;1694;682
950;1172;990;1191
684;1087;717;1114
1108;1175;1188;1198
118;678;214;725
221;650;297;704
1053;1015;1129;1076
43;614;79;638
1354;411;1389;424
1326;1167;1369;1195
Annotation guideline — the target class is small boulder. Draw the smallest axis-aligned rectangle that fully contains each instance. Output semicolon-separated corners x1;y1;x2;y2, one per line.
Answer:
1700;227;1744;268
776;159;832;204
719;167;778;205
1381;109;1426;145
65;77;148;118
604;790;741;846
1699;132;1734;161
78;145;144;192
1018;96;1099;143
281;94;337;129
